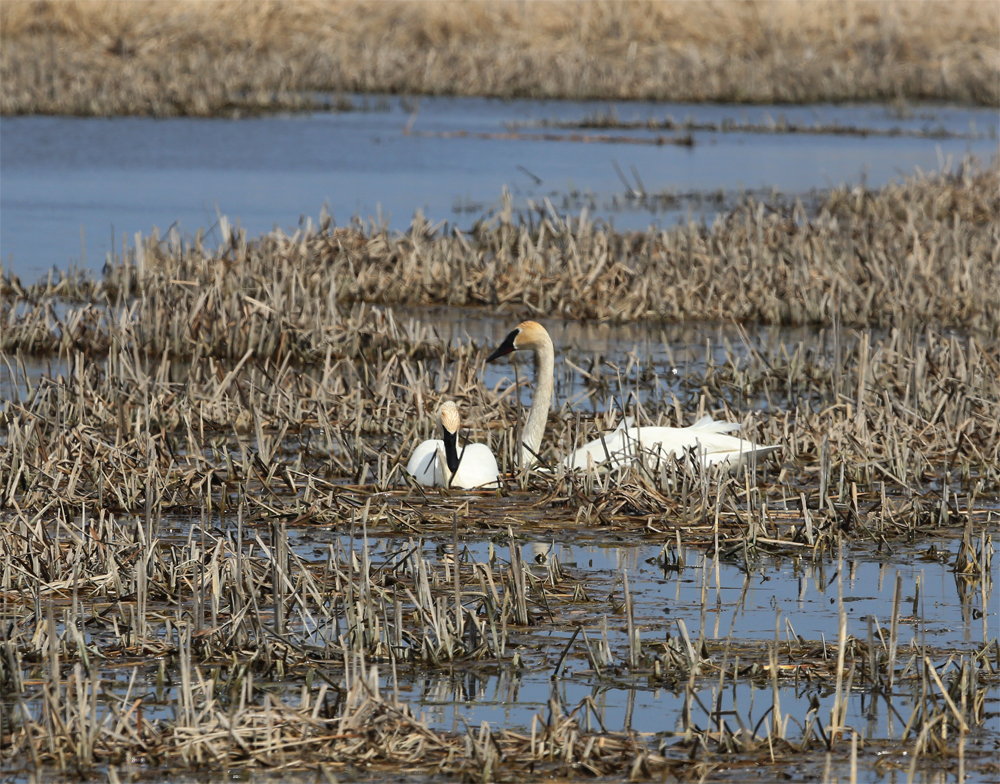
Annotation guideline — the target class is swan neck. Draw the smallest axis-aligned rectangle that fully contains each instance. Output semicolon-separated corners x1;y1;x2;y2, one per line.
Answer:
442;429;461;474
522;341;554;467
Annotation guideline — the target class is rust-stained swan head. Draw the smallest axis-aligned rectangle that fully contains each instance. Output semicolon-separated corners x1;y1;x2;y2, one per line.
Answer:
486;320;552;362
439;400;461;437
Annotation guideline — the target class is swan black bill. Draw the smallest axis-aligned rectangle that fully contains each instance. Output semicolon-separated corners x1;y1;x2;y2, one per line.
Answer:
486;328;519;363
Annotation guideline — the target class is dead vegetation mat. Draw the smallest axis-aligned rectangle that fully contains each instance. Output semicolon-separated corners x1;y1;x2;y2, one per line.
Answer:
3;162;999;341
1;169;998;782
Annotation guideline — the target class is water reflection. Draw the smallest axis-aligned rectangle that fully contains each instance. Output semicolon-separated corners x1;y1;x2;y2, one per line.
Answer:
272;525;996;657
395;658;998;744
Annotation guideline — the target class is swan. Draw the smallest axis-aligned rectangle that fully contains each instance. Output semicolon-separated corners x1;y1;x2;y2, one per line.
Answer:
486;320;554;468
486;320;780;472
563;414;782;473
405;401;500;489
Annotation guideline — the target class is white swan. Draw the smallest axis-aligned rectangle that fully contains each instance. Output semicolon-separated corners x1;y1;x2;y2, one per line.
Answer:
563;414;782;473
486;320;780;472
406;401;500;489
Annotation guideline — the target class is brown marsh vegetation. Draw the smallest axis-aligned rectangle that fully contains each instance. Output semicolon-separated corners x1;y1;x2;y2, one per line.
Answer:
4;159;997;339
1;159;998;779
513;107;993;141
2;0;998;116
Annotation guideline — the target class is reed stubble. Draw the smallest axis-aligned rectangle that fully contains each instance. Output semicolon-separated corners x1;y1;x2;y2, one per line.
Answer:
5;161;996;342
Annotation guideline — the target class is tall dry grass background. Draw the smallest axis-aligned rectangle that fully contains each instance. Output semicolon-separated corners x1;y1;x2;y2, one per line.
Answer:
2;0;998;115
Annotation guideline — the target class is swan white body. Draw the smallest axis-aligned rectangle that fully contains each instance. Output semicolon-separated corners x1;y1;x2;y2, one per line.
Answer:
487;320;780;473
564;415;781;473
406;439;450;486
442;442;501;489
406;402;500;489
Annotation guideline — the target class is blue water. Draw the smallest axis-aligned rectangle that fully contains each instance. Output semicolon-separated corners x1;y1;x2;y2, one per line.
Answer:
2;96;997;281
285;532;998;655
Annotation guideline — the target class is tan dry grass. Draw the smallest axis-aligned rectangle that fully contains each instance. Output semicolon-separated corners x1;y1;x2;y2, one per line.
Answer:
2;163;998;362
2;160;998;775
1;161;997;397
1;281;997;775
326;163;1000;332
2;0;998;115
3;232;999;513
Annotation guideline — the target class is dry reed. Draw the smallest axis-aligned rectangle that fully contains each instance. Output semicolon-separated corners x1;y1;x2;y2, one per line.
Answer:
1;0;998;116
4;161;996;342
1;465;994;777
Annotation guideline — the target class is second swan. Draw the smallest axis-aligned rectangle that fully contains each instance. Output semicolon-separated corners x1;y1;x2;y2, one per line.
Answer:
406;401;500;489
486;320;780;472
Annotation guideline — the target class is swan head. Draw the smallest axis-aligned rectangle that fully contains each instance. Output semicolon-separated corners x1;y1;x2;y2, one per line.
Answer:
439;400;461;436
439;401;462;474
486;320;551;362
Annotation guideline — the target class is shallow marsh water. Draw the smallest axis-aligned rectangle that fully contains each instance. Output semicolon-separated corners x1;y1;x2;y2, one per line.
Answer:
2;97;997;280
287;530;998;733
10;513;998;784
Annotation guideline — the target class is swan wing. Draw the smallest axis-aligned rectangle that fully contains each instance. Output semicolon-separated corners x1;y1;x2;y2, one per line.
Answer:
637;428;780;469
562;418;777;473
451;443;501;489
406;439;446;486
563;426;635;470
615;416;635;431
688;415;742;434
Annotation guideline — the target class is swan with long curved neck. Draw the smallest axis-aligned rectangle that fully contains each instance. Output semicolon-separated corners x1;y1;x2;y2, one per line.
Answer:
486;320;780;472
486;321;554;468
406;401;500;489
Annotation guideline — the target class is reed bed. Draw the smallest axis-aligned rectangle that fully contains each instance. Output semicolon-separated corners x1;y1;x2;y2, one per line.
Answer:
329;161;997;332
2;1;998;116
3;161;998;344
0;476;996;778
2;284;999;512
0;166;997;514
2;165;998;779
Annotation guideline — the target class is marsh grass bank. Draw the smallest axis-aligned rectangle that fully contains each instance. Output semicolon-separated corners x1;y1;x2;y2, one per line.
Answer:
4;161;997;340
1;291;997;779
2;0;998;116
1;288;998;779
